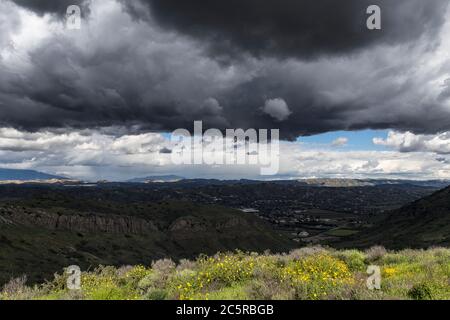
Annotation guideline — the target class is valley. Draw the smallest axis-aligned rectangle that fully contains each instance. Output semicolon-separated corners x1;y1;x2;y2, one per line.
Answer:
0;179;448;286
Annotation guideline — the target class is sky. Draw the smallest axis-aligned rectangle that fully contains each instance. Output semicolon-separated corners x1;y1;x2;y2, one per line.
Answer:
1;0;450;181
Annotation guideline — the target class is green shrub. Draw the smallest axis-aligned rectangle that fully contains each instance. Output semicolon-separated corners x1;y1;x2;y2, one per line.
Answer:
145;287;168;300
334;250;366;272
407;283;433;300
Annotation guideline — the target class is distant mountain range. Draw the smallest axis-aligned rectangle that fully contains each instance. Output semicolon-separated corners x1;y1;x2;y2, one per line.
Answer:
0;169;448;189
0;168;66;181
297;178;450;188
127;175;184;183
125;177;450;188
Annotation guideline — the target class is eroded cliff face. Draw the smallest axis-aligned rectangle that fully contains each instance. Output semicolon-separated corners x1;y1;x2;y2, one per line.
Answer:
0;206;158;234
0;207;252;236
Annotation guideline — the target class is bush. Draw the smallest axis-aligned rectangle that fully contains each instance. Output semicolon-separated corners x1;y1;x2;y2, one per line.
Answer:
124;265;152;284
198;253;255;286
137;275;154;291
365;246;387;262
287;246;327;260
246;279;294;300
407;283;433;300
145;287;168;300
280;254;353;299
152;259;176;273
1;276;33;299
334;250;366;272
176;259;197;271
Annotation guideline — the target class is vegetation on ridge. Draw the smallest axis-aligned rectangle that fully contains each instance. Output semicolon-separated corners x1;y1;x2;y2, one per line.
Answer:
1;246;449;300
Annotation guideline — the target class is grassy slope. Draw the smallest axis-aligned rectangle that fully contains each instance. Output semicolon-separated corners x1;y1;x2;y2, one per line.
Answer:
0;201;294;285
335;187;450;249
1;247;449;300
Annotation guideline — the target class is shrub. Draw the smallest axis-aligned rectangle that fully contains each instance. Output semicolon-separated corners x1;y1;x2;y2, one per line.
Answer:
169;253;255;300
141;270;170;289
116;265;134;277
124;265;152;284
287;246;327;260
142;259;176;291
152;259;176;274
1;276;33;299
365;246;387;262
407;283;433;300
246;279;294;300
145;287;168;300
198;253;255;285
280;254;353;299
137;275;155;291
334;250;366;272
176;259;197;272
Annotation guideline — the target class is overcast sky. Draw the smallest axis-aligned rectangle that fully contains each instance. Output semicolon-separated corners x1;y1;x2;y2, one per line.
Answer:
1;0;450;181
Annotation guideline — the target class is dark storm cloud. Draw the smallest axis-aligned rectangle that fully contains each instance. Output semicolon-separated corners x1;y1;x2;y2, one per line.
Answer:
131;0;448;60
1;0;450;140
11;0;90;17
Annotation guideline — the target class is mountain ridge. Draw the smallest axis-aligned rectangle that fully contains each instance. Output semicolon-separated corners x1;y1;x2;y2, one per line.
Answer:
0;168;65;181
339;186;450;248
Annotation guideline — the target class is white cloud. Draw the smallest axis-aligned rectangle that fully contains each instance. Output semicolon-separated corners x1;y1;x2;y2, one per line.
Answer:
331;137;348;147
0;127;449;181
373;131;450;154
262;98;292;121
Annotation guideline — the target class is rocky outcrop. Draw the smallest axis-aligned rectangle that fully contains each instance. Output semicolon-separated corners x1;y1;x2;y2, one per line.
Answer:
0;215;13;225
215;217;248;229
169;216;251;233
0;206;158;234
169;216;208;232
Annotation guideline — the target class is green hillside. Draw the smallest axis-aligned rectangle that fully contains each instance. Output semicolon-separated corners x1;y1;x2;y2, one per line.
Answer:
339;187;450;249
0;201;293;285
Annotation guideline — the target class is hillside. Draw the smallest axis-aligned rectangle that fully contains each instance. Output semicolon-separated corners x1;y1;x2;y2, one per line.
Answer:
2;247;449;300
339;186;450;249
0;200;293;285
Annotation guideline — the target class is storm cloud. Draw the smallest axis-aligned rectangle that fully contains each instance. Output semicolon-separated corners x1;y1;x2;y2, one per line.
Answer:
132;0;448;60
1;0;450;141
11;0;90;17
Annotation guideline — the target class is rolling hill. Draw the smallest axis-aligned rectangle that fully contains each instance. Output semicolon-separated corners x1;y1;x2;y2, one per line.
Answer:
0;199;294;285
340;186;450;249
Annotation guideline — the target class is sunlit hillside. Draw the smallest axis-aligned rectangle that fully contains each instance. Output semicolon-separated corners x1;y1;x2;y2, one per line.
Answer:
2;247;449;300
